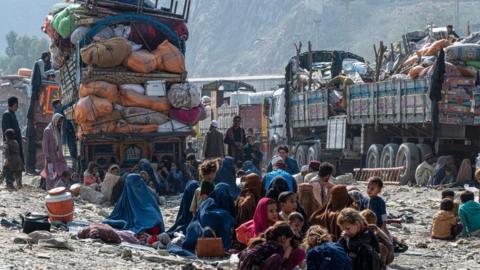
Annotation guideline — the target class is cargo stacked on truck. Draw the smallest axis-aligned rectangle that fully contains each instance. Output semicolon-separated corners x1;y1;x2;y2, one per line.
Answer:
42;0;200;172
265;48;372;174
269;28;480;185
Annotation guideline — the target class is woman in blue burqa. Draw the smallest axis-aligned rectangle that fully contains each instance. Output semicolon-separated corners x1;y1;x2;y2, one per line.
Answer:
104;173;165;234
214;156;240;199
139;159;165;194
167;180;199;234
168;183;236;257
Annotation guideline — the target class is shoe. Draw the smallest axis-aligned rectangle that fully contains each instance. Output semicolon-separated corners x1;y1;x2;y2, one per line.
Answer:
6;184;16;191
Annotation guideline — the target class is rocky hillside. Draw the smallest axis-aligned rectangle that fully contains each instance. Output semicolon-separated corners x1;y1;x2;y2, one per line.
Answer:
1;0;479;77
186;0;480;77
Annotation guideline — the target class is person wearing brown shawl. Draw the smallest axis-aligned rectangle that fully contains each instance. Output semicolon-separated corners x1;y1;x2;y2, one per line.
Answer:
236;173;263;225
297;183;320;220
457;159;472;183
309;185;354;240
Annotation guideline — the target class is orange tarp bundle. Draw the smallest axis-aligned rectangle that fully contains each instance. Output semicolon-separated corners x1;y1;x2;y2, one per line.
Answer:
79;81;118;103
153;40;186;74
114;121;158;134
118;89;171;113
124;50;157;73
408;65;425;79
74;95;113;123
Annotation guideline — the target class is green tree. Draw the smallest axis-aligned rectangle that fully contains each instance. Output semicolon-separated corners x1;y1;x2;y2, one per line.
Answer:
0;31;49;76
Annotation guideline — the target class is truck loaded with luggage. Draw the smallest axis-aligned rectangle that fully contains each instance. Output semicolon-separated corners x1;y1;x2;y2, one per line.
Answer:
41;0;202;172
266;27;480;185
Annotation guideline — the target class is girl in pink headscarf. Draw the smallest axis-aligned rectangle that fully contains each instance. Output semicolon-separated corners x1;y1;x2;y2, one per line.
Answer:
236;197;278;245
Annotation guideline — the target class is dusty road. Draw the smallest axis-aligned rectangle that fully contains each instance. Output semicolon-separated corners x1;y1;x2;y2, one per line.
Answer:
0;176;479;269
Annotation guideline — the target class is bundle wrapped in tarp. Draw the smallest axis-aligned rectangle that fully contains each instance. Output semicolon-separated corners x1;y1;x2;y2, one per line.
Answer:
79;81;118;103
74;95;113;123
167;83;201;109
121;107;169;125
80;37;132;68
118;89;171;113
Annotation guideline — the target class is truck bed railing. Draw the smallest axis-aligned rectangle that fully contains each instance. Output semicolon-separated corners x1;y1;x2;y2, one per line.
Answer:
353;167;404;185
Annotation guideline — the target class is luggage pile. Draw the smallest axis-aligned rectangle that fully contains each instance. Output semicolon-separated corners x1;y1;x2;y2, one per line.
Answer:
41;1;204;138
381;27;480;125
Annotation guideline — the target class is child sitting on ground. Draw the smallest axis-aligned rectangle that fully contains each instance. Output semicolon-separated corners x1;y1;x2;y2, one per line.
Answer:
278;191;298;221
338;208;382;270
459;191;480;237
361;209;394;269
84;161;101;186
238;222;305;270
288;212;304;238
2;129;23;190
431;198;463;240
190;159;218;214
363;177;389;235
54;171;72;189
441;189;459;217
304;225;352;270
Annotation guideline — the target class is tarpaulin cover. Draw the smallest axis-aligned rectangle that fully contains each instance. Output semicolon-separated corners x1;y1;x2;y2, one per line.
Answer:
104;174;165;234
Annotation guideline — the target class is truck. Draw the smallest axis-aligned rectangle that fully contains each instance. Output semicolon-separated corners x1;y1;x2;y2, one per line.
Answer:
55;0;193;172
265;49;480;184
196;80;272;162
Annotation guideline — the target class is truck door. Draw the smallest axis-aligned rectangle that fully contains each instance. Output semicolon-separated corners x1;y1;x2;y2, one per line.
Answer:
326;116;347;150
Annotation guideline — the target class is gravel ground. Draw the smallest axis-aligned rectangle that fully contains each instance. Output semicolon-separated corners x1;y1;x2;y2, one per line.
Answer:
0;176;479;269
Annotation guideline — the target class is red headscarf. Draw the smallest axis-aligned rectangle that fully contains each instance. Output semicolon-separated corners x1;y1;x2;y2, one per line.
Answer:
253;197;276;236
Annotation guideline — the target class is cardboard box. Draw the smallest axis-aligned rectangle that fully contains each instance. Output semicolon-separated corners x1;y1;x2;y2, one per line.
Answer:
145;80;166;96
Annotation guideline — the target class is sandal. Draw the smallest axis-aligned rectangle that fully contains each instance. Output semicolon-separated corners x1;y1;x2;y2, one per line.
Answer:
393;240;409;253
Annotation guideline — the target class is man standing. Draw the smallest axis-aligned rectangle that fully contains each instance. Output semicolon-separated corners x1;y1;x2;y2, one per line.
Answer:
203;120;224;159
224;115;246;162
447;25;460;39
2;97;24;166
267;145;299;175
52;100;78;165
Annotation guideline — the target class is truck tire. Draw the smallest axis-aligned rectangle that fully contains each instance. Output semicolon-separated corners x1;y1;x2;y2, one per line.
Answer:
416;144;433;161
366;144;383;168
295;145;308;168
395;143;420;185
307;145;321;163
380;143;399;168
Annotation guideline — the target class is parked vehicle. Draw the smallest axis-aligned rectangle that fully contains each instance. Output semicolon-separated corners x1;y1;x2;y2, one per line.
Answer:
265;50;480;184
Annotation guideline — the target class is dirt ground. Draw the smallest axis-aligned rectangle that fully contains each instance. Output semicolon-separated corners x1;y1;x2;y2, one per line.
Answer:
0;176;479;270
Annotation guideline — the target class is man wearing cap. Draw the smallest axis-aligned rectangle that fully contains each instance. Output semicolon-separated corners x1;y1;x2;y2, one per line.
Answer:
203;120;224;159
304;160;321;183
263;156;297;192
415;153;435;186
267;145;300;175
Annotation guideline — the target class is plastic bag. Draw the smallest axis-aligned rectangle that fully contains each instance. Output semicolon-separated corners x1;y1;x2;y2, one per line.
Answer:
120;84;145;95
167;83;201;109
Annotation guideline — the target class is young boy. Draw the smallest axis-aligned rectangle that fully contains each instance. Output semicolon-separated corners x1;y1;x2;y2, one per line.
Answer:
361;209;394;269
2;129;23;190
54;171;72;189
441;189;459;217
459;191;480;237
288;211;304;238
278;191;298;221
431;198;463;240
363;177;389;233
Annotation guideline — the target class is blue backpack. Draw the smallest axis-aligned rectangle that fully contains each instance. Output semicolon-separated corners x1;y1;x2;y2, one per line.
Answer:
307;242;352;270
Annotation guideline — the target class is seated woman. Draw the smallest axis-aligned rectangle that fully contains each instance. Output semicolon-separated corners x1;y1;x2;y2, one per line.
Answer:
139;159;164;194
310;185;354;240
265;177;291;201
83;162;101;187
236;173;263;226
101;164;121;204
167;180;200;234
166;161;187;195
214;156;240;200
104;174;165;238
181;197;236;252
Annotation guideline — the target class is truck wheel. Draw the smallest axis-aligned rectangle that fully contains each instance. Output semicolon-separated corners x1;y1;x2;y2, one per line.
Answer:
307;145;321;163
380;143;399;168
366;144;383;168
395;143;420;185
416;144;433;161
295;145;308;168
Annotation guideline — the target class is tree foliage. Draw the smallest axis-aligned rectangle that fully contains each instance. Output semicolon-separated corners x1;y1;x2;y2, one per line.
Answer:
0;31;49;75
